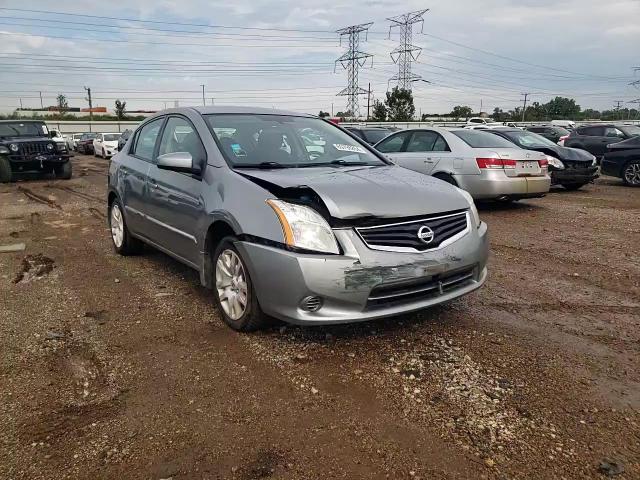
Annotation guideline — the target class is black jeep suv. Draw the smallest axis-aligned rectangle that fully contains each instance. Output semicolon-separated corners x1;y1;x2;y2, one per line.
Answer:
0;120;71;182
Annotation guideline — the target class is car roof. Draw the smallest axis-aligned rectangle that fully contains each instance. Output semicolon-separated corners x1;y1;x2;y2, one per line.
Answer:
345;126;392;130
194;105;312;117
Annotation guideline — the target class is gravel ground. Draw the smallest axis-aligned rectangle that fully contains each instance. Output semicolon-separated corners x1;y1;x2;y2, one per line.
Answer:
0;155;638;479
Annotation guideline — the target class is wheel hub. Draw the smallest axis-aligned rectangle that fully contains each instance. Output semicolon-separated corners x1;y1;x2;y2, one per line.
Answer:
215;249;248;320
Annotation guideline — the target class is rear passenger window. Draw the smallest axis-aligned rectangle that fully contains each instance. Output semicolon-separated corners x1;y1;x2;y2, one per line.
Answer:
580;127;604;136
432;135;450;152
133;118;164;161
407;131;438;152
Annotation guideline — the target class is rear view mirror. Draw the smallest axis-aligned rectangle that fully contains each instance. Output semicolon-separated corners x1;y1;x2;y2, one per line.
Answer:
157;151;201;174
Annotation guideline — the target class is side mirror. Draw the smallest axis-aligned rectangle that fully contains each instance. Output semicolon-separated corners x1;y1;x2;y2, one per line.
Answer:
157;151;201;175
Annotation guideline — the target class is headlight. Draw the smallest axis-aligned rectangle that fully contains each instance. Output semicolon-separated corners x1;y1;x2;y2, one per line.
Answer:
0;146;9;154
9;143;18;152
266;199;339;254
591;155;597;166
47;143;54;151
456;188;481;228
546;155;564;170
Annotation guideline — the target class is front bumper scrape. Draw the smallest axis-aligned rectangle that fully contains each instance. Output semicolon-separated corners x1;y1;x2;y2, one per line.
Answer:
235;222;488;325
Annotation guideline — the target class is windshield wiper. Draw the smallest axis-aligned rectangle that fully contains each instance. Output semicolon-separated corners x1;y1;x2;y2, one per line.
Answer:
328;159;374;166
234;162;289;169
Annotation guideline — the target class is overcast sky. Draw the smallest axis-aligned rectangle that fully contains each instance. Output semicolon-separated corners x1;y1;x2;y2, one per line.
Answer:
0;0;638;116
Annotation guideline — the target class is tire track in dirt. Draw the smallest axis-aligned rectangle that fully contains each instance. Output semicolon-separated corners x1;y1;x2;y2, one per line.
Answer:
17;186;63;210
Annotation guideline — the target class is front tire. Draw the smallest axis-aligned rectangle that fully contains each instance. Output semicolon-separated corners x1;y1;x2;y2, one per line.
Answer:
212;237;268;332
0;156;12;183
55;161;72;180
622;160;640;187
108;199;144;255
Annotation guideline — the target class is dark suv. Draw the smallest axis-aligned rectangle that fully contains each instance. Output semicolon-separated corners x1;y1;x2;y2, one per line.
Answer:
525;125;571;143
564;124;640;158
0;120;71;182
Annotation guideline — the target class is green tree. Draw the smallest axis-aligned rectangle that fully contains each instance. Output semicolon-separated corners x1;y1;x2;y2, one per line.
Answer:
451;105;473;120
318;110;330;118
114;99;127;120
371;100;387;121
544;96;580;119
385;87;415;121
56;94;68;113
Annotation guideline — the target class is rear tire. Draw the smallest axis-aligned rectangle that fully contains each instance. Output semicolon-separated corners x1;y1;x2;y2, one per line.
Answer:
0;157;12;183
433;172;458;186
622;160;640;187
212;237;268;332
108;199;144;255
561;182;586;191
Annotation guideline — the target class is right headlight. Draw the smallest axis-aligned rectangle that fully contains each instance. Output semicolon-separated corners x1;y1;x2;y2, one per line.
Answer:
456;188;481;229
546;155;564;170
266;199;339;254
0;145;9;154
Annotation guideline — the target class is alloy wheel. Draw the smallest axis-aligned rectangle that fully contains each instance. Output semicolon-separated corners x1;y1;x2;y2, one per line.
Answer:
624;162;640;186
215;249;248;320
110;204;124;248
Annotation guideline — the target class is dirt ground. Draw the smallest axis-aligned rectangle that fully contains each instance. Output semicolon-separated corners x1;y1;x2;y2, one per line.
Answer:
1;155;638;480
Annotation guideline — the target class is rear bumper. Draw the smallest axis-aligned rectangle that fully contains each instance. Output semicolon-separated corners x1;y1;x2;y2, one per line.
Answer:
236;222;489;325
454;171;551;200
551;166;599;185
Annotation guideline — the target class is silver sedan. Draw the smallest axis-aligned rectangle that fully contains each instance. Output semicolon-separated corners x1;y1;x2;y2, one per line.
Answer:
374;127;551;201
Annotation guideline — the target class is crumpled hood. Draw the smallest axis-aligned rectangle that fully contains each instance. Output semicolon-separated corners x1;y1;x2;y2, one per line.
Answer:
535;144;594;162
239;165;470;219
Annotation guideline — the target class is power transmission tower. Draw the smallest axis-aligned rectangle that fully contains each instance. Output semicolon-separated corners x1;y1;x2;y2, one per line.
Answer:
387;9;429;90
614;100;623;119
628;99;640;120
335;22;373;119
84;86;93;131
521;93;529;122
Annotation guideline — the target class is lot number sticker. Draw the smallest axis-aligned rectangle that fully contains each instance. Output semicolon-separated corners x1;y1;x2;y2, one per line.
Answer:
333;144;366;154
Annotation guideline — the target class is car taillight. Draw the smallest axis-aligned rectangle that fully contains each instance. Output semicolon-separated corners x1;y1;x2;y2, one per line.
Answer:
476;157;515;169
558;135;568;142
539;158;549;167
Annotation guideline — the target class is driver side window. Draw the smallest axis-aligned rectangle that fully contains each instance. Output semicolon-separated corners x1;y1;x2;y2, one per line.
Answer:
158;117;206;165
376;132;411;153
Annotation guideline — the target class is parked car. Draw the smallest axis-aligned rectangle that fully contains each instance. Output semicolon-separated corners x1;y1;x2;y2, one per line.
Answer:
344;126;394;145
107;107;488;331
564;124;640;158
48;128;68;149
77;133;98;154
601;136;640;187
525;125;571;144
485;128;598;190
0;120;71;182
550;119;576;130
70;133;85;151
117;129;132;152
374;127;550;201
93;133;121;159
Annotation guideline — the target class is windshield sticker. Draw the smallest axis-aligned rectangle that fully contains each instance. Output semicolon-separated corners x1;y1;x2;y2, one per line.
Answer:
42;125;49;134
333;144;365;154
231;143;247;157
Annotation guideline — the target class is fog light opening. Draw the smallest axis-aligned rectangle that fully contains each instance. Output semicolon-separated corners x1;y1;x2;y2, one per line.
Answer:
300;296;322;312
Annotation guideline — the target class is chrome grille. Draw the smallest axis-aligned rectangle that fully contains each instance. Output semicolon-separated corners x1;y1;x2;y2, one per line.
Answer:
355;211;469;252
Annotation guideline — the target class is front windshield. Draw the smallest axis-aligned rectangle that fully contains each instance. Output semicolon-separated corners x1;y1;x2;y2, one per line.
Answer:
503;130;557;148
0;122;45;138
451;129;517;148
104;134;121;141
204;114;388;168
621;125;640;137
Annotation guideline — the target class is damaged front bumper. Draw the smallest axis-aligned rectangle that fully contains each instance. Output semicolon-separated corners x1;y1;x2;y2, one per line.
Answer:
551;166;599;185
236;222;488;325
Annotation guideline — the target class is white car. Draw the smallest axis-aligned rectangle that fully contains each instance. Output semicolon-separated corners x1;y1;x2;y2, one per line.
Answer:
93;133;121;158
374;126;551;201
70;133;84;151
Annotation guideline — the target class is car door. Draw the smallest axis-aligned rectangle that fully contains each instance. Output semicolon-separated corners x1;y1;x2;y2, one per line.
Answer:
146;115;206;266
375;131;412;163
581;126;607;155
120;117;165;235
390;130;442;174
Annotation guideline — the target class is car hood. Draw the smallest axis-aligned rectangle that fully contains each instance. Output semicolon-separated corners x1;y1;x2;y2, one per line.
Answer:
538;145;594;162
238;165;470;220
0;136;54;143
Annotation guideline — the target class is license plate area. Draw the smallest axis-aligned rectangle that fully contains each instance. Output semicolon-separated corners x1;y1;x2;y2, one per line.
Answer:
516;160;541;176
